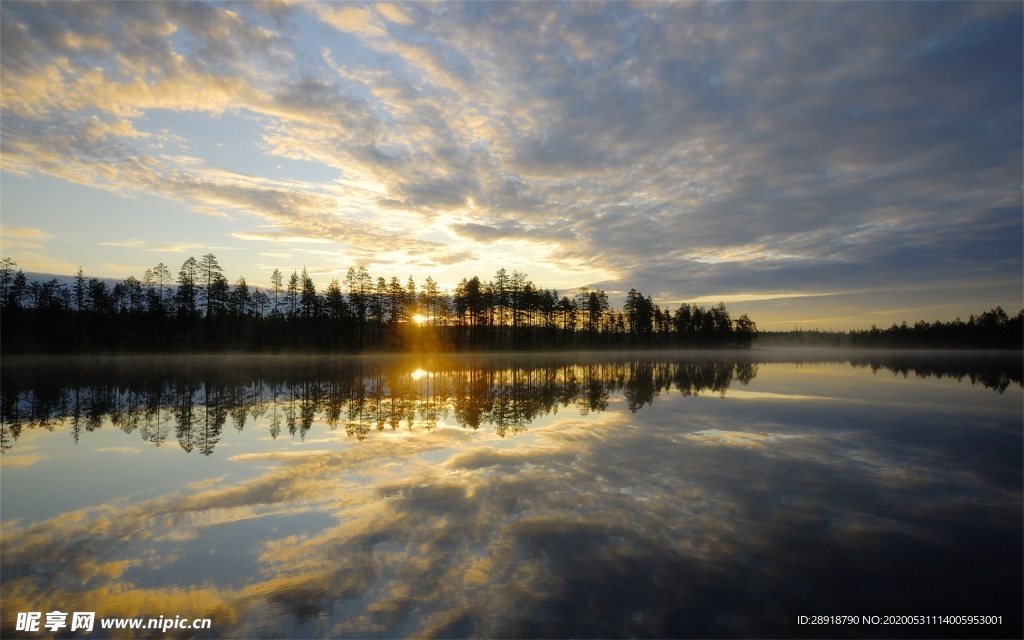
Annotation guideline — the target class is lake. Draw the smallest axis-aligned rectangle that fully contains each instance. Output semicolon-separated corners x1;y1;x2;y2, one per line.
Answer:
1;351;1021;638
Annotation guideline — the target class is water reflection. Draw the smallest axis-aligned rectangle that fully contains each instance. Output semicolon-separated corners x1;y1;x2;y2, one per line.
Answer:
2;351;1019;455
1;352;1021;639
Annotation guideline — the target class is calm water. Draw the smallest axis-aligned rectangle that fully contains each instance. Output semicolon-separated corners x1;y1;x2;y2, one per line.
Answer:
1;351;1021;639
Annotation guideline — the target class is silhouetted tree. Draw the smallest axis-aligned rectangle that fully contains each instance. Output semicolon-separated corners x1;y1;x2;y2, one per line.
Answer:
144;262;172;316
176;257;199;319
198;253;225;319
285;271;299;319
625;289;655;343
733;314;757;348
73;266;86;313
346;266;372;344
270;268;283;316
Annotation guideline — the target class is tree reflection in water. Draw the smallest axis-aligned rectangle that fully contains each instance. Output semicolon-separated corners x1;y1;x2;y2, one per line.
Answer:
1;351;1021;639
1;352;1020;455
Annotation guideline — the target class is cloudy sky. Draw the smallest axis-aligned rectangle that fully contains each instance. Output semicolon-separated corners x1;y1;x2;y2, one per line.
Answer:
1;1;1021;329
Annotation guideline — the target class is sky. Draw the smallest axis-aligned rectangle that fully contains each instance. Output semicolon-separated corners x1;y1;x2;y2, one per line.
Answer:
1;1;1021;330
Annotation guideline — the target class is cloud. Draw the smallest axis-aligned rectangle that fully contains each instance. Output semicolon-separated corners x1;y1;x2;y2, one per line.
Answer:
0;1;1019;322
1;225;54;243
673;292;837;306
98;238;147;247
375;3;415;27
90;239;236;256
0;224;68;272
231;232;331;245
0;249;77;275
314;4;385;38
450;221;574;245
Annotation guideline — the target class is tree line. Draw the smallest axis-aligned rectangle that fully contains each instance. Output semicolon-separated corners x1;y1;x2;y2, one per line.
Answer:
0;256;757;353
758;307;1023;350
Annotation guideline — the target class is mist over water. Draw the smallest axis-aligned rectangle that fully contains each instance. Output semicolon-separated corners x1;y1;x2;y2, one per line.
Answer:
2;351;1021;638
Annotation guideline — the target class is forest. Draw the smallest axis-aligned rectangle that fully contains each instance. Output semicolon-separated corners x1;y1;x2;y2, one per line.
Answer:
758;307;1023;350
0;256;756;353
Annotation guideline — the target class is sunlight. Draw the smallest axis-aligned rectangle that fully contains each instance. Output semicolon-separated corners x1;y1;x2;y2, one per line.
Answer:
410;368;428;380
412;314;427;324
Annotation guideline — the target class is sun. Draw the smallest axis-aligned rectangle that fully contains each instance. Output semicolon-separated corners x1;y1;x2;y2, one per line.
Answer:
412;314;428;324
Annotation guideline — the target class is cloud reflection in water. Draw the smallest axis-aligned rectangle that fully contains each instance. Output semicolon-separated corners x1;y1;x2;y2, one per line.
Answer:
1;353;1021;638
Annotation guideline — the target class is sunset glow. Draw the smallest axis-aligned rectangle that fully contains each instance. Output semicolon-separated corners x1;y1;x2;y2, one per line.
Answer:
0;1;1020;329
